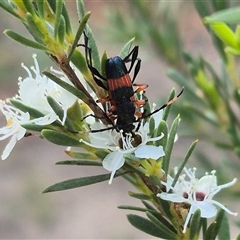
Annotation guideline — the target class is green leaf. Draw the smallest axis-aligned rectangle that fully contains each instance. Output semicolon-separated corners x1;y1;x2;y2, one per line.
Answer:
124;153;143;162
146;211;177;238
155;120;168;148
218;211;230;240
127;214;176;239
193;0;211;18
41;129;81;146
85;27;101;72
118;205;154;213
171;140;198;188
25;13;45;39
70;49;89;76
21;123;52;132
94;150;109;160
141;200;157;211
76;0;86;19
205;7;240;24
119;37;135;59
189;209;201;240
9;99;45;118
204;209;225;240
101;51;108;79
42;173;114;193
65;149;97;159
236;233;240;240
162;88;176;121
56;160;102;166
54;0;63;38
23;0;36;16
36;0;44;19
67;11;91;62
43;71;86;100
46;96;76;132
128;191;152;200
4;30;48;51
61;2;72;36
210;23;238;49
66;100;85;131
157;197;173;220
0;1;21;19
163;114;180;174
57;15;66;44
149;117;155;136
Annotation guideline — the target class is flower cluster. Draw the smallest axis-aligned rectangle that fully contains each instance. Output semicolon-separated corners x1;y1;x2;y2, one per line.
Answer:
0;55;79;160
0;55;166;185
157;167;238;233
81;118;165;184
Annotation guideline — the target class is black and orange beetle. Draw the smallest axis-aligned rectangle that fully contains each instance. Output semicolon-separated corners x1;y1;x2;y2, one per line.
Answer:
81;32;184;135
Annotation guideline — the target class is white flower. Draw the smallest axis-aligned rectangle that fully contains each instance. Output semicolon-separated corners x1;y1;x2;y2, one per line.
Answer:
0;100;30;160
80;117;165;184
157;167;238;233
18;54;78;125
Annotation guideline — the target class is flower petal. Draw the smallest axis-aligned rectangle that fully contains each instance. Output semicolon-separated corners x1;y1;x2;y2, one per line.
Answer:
135;145;165;159
102;151;125;184
158;192;186;202
191;201;217;218
1;134;18;160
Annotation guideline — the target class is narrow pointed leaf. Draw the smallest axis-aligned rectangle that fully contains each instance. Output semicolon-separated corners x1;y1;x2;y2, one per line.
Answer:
205;7;240;24
118;205;153;212
64;149;98;159
76;0;86;19
67;12;91;62
204;222;217;240
163;114;180;174
128;191;152;200
204;209;225;240
21;123;52;132
85;27;101;71
157;197;173;220
70;50;89;76
4;30;48;50
218;212;230;240
156;120;168;148
61;2;72;36
43;71;86;100
46;96;76;132
57;16;66;44
141;200;156;211
0;1;21;19
127;214;176;239
9;99;45;118
25;13;45;39
36;0;44;18
56;160;102;166
54;0;63;38
162;88;176;121
41;129;81;146
172;140;198;188
23;0;36;16
210;23;238;49
119;37;135;59
42;173;114;193
66;100;85;131
101;51;108;78
190;209;201;240
236;233;240;240
146;211;177;238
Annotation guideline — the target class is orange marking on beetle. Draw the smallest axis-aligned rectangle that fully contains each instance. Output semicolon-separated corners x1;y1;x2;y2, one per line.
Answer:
108;75;132;91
